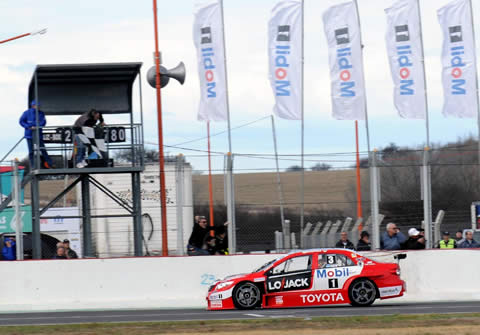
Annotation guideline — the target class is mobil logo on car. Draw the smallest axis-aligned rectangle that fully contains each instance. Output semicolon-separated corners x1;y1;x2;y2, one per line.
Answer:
273;25;292;97
316;268;350;279
334;27;355;97
448;25;466;95
200;26;217;98
394;24;415;95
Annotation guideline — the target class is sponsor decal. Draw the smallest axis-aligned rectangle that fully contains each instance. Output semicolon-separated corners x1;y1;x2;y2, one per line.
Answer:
379;285;403;297
209;293;223;301
394;24;415;95
328;278;339;289
448;25;466;95
316;268;350;279
210;300;223;308
274;25;292;97
267;273;311;292
300;293;344;304
334;27;356;97
275;296;284;305
200;27;217;98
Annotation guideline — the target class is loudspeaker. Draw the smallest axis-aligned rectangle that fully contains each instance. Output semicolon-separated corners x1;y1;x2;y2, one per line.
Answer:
147;62;186;88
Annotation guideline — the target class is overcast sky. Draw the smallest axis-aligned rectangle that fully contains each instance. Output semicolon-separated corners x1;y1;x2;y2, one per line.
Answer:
1;0;479;173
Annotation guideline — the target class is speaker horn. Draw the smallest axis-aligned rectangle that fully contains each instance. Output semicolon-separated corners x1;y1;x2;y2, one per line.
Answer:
147;62;186;89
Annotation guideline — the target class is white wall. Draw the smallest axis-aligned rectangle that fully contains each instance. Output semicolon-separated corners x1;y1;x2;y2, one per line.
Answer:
0;250;478;312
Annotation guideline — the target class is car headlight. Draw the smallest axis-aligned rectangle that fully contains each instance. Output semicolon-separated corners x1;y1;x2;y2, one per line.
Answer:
216;281;234;290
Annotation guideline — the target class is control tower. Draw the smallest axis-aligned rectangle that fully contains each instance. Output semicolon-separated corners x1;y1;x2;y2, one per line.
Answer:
1;63;145;259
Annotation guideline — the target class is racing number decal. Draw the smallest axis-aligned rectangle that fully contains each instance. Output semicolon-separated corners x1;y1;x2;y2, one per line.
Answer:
328;278;339;289
327;255;336;265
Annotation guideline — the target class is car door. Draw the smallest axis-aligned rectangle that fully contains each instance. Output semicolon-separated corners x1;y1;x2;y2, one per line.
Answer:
313;253;362;291
265;254;313;294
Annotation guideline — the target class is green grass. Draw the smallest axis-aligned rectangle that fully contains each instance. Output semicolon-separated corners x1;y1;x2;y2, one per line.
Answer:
1;313;480;334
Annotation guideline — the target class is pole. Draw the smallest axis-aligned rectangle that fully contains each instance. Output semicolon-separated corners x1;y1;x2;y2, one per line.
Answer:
370;151;380;250
353;0;375;245
299;0;305;248
355;121;363;222
219;0;236;253
271;116;286;247
176;154;185;255
0;33;29;45
207;122;215;236
468;0;480;192
152;0;169;256
13;160;23;260
417;0;432;248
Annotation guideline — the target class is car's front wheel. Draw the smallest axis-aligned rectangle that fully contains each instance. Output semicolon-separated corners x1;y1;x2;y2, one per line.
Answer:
232;282;262;309
348;278;377;307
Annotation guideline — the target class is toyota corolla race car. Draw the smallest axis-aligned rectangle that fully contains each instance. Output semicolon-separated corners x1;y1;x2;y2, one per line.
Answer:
207;249;405;310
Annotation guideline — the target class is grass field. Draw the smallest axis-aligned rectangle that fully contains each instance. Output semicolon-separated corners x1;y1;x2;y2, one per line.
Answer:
193;169;365;212
2;313;480;335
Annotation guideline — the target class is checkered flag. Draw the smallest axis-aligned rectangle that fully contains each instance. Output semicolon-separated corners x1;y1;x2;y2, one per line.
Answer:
77;126;107;159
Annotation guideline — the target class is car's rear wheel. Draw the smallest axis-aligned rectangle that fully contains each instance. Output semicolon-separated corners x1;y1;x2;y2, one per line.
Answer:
232;282;262;309
348;278;377;307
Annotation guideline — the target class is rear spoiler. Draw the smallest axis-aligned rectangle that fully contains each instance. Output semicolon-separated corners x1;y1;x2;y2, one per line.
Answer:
394;253;407;263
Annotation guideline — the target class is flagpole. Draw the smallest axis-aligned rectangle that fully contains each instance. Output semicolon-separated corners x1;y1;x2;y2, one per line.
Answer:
417;0;433;248
299;0;305;249
219;0;236;253
271;115;286;245
353;0;376;248
355;120;363;223
207;122;215;236
469;0;480;194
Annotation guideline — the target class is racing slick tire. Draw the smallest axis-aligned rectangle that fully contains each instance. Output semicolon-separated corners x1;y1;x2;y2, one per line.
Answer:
348;278;378;307
232;282;262;310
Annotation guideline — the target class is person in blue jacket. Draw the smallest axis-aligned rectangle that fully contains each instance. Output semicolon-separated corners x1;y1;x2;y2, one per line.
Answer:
2;238;16;261
19;100;53;169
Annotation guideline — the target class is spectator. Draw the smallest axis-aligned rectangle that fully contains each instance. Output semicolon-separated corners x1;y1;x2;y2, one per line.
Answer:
205;236;217;255
63;239;78;259
2;238;16;261
53;246;68;259
403;228;426;250
455;230;464;244
458;231;480;248
187;216;210;256
356;231;371;251
436;231;456;249
214;224;229;255
335;232;355;250
381;223;407;250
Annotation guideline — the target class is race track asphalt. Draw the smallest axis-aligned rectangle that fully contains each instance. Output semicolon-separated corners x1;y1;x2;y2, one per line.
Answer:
0;301;478;326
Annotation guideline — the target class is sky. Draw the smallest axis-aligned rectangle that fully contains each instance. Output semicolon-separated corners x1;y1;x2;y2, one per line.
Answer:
1;0;480;174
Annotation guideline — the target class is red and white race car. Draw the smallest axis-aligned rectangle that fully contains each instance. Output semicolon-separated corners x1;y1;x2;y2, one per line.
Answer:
206;249;406;310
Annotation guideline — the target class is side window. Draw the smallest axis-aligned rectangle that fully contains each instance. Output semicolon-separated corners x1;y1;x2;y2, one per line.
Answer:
271;255;311;274
318;254;355;268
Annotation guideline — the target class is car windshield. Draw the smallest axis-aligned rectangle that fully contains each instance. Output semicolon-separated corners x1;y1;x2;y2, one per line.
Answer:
252;258;278;273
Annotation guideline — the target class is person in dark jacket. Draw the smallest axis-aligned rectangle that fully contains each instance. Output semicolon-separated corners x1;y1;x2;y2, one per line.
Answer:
214;224;229;255
19;100;53;169
73;109;105;168
335;231;355;250
458;230;480;248
402;228;426;250
63;239;78;259
187;216;210;256
2;238;16;261
356;231;371;251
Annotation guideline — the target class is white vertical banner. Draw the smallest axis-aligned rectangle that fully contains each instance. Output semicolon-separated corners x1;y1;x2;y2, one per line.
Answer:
193;1;228;122
322;1;366;120
438;0;478;118
268;0;303;120
385;0;427;119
